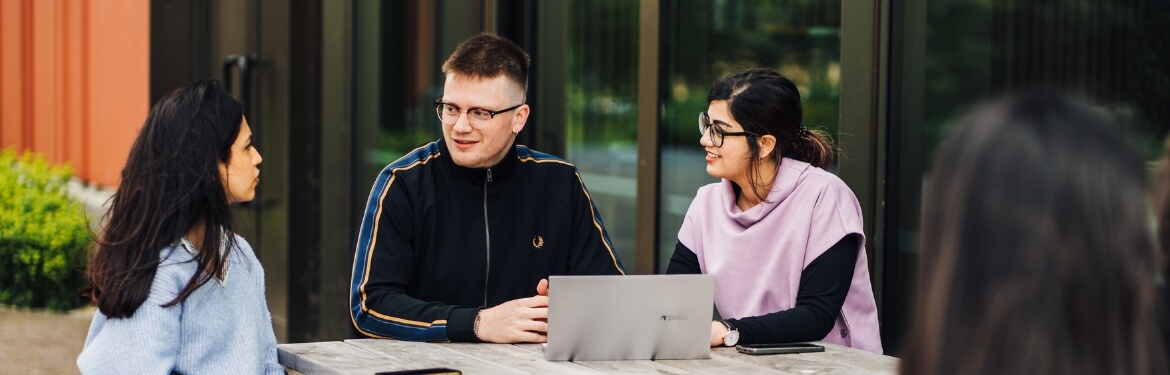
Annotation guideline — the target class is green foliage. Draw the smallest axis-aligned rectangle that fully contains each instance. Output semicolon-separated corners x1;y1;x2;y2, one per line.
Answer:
0;148;90;310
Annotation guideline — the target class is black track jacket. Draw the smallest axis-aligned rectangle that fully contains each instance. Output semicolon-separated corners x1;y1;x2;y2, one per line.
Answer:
350;140;626;342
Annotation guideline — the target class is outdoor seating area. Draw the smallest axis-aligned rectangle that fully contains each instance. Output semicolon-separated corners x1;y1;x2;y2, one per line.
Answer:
3;1;1168;374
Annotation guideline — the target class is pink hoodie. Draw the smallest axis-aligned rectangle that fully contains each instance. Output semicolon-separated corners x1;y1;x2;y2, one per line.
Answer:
677;158;883;354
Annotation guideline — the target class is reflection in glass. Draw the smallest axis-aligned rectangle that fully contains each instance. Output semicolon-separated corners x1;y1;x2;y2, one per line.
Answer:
562;0;641;271
353;0;479;189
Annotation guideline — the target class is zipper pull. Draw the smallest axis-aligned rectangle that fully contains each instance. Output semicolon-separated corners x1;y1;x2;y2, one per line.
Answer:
486;168;493;183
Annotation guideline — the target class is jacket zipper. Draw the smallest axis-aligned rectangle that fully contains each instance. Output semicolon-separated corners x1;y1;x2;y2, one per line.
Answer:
483;168;493;307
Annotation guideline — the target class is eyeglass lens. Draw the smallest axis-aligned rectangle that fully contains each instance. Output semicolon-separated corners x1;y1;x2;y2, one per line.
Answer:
699;112;722;147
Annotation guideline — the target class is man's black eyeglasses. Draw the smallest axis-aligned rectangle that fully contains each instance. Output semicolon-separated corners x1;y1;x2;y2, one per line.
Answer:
435;101;524;129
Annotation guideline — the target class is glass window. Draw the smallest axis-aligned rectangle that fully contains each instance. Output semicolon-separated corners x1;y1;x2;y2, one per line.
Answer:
657;0;843;271
560;0;641;271
353;0;480;191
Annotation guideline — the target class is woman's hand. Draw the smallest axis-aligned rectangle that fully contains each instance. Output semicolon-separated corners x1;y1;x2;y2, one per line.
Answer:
710;320;729;347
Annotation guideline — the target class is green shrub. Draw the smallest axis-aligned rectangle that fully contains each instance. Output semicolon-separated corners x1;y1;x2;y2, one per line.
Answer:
0;148;90;310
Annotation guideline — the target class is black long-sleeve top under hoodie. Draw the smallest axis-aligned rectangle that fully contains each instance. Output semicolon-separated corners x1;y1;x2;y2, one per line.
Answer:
666;234;858;345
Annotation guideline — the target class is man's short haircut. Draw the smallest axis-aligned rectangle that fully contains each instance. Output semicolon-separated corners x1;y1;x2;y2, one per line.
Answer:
442;33;531;95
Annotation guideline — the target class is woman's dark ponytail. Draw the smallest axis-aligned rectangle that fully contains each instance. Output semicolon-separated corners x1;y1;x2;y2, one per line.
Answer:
787;126;835;169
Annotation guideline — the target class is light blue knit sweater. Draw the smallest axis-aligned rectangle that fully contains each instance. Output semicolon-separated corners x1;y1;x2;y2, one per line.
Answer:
77;234;284;374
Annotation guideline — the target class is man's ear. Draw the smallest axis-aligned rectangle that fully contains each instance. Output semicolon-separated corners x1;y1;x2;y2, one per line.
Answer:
757;134;778;159
510;104;530;135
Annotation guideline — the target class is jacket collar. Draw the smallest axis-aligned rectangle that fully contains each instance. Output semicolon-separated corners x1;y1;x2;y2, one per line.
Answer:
438;139;520;186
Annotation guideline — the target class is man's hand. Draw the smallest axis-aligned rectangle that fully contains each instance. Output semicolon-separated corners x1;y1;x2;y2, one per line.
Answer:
475;295;549;343
536;278;549;296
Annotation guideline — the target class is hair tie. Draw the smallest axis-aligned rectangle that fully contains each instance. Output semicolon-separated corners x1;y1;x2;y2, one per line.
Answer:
799;125;811;137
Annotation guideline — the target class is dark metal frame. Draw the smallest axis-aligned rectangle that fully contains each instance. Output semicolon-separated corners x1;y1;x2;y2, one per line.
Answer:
839;0;896;353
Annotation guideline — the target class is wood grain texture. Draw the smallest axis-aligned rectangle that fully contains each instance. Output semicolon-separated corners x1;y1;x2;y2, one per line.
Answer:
279;340;900;374
432;343;603;374
512;343;544;353
656;355;788;374
706;341;898;373
277;341;405;375
345;339;517;374
568;359;698;374
805;342;899;374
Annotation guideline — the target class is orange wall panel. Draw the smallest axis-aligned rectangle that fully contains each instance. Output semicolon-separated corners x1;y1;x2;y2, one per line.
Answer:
1;0;29;150
86;0;148;186
32;0;60;161
63;0;87;178
0;0;148;188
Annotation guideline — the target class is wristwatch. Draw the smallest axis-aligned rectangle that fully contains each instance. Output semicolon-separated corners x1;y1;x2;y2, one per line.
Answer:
718;320;739;346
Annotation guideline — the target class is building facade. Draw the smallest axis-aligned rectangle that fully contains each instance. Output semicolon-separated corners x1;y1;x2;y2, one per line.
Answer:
4;0;1166;354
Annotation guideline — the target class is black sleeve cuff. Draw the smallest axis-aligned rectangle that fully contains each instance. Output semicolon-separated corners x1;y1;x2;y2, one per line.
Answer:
666;241;702;275
446;307;483;343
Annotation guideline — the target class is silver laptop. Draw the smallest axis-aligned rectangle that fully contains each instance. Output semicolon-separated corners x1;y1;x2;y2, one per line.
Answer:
544;274;715;361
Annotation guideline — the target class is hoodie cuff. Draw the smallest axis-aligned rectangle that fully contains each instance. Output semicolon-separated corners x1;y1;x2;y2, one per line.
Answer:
447;307;483;343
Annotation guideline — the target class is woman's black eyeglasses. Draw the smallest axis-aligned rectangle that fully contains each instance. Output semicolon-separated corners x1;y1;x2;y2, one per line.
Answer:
699;112;758;147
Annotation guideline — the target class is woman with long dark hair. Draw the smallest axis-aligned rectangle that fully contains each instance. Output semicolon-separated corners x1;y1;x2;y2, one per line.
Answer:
667;68;882;353
903;94;1168;374
77;81;282;374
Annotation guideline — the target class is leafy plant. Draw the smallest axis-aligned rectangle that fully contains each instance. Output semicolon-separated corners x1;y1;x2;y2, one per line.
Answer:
0;148;90;310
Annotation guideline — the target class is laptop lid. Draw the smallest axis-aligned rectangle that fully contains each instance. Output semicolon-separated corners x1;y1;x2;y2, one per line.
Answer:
544;274;715;361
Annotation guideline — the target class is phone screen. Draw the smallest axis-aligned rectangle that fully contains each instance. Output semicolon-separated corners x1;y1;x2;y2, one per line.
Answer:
735;343;825;355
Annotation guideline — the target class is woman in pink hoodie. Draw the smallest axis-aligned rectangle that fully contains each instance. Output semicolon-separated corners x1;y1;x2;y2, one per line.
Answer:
667;68;882;353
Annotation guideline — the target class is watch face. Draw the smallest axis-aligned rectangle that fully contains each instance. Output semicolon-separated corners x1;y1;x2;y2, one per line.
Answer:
723;330;740;346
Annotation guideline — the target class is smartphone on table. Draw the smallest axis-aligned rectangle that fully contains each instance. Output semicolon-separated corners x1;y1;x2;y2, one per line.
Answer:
375;368;461;375
736;343;825;355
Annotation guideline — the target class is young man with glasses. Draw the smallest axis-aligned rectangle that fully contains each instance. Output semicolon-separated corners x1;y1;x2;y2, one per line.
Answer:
350;33;625;344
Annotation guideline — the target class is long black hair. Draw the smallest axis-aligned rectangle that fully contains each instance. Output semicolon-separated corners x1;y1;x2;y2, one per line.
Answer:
904;93;1167;374
85;80;244;318
708;68;836;202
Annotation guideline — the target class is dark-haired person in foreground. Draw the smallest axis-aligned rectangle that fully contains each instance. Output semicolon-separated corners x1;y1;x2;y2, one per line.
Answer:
902;93;1168;375
349;33;625;344
78;81;282;374
1150;134;1170;356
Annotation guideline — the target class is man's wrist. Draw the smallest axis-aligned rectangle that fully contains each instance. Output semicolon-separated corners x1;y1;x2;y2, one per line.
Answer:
473;310;483;340
446;307;482;342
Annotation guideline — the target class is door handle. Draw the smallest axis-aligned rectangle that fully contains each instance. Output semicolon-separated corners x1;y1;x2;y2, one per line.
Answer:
222;55;254;110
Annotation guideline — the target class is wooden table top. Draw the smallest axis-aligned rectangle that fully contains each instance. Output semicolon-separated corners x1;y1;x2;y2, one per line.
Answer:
278;339;899;374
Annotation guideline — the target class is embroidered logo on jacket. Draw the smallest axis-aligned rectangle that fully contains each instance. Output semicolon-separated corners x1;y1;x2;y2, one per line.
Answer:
532;236;544;250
